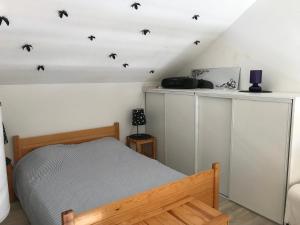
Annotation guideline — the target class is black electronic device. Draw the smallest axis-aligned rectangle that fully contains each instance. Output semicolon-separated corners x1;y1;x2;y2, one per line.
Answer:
197;79;214;89
161;77;198;89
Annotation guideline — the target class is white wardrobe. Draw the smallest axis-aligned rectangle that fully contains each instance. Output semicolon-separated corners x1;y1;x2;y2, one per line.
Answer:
146;92;196;175
230;99;291;223
145;89;300;224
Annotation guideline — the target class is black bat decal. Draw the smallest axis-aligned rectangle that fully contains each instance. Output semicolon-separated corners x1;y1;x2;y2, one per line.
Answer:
149;70;155;74
109;53;117;60
131;2;141;10
22;44;33;52
58;10;68;18
192;14;200;20
123;63;129;68
0;16;9;26
88;35;96;41
141;29;150;35
194;40;200;45
37;65;45;71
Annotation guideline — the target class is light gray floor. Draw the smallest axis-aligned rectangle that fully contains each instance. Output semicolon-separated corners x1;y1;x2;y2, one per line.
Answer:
219;197;278;225
2;197;278;225
2;202;29;225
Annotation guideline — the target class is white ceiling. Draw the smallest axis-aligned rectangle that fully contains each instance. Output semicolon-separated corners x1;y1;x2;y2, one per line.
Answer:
0;0;255;84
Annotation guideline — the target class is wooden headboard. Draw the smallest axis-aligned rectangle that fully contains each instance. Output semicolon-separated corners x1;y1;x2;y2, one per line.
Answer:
13;122;119;163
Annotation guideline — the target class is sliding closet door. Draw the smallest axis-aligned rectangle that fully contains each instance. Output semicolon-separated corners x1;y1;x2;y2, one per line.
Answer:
165;93;196;175
230;99;291;223
145;93;165;163
197;96;232;196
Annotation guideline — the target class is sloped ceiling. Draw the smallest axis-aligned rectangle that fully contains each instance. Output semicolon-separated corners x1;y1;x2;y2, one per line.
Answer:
0;0;255;84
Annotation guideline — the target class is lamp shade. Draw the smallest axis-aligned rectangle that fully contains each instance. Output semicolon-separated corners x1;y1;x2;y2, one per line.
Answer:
132;108;146;126
0;107;9;223
250;70;262;84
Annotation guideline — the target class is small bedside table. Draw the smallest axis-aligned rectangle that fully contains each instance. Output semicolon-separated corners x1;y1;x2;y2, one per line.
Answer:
126;135;157;159
6;158;15;202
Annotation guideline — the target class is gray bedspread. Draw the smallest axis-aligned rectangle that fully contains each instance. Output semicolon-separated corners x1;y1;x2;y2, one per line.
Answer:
14;137;185;225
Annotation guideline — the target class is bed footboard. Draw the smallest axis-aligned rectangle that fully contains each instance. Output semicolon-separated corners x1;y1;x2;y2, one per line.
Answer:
62;163;221;225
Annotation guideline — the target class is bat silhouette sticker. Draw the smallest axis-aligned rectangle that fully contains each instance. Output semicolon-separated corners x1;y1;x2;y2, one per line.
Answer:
58;10;68;18
37;65;45;71
109;53;117;60
22;44;33;52
141;29;150;35
192;14;200;20
0;16;9;26
131;2;141;10
194;40;200;45
123;63;129;68
88;35;96;41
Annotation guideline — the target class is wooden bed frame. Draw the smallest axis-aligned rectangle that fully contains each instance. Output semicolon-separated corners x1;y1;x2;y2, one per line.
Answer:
13;122;224;225
13;122;119;163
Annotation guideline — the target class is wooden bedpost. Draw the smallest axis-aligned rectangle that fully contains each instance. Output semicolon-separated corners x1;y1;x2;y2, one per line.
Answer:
212;162;220;210
62;210;75;225
114;122;120;140
13;135;21;163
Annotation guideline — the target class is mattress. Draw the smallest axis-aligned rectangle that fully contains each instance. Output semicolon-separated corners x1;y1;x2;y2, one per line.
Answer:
14;137;185;225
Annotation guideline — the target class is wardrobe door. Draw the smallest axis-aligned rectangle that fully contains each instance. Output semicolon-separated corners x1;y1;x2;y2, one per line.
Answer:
145;93;165;163
230;99;291;224
197;97;232;196
165;93;196;175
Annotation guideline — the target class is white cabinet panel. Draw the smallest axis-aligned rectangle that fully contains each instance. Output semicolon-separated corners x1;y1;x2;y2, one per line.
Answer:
230;99;291;224
145;93;165;163
197;97;232;196
165;94;196;175
288;99;300;187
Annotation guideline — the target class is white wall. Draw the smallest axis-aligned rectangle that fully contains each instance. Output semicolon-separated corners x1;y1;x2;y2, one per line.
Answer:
179;0;300;92
0;82;145;160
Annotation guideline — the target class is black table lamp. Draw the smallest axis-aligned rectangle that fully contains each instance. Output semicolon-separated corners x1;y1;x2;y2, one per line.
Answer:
130;108;151;139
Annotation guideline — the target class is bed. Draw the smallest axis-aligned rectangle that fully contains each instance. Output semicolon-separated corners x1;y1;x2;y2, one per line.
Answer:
13;123;224;225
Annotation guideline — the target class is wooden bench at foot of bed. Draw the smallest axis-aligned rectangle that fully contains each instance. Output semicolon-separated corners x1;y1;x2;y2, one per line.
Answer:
62;163;228;225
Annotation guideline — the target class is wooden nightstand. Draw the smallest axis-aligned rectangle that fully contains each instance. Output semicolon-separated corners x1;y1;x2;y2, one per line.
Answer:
6;158;15;202
126;135;157;159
